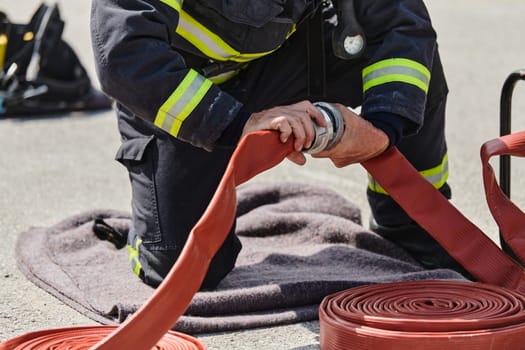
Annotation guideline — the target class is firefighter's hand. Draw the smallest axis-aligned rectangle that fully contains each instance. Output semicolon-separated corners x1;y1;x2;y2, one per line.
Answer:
242;100;327;165
312;104;389;167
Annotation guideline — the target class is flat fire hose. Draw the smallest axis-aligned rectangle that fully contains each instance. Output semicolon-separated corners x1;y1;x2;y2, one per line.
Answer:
320;130;525;349
3;130;525;349
0;131;292;350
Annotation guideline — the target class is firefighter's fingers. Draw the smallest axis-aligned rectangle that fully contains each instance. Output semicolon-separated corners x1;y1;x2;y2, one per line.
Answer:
268;115;310;152
302;100;327;128
286;150;307;166
268;116;293;143
288;118;308;152
288;101;325;148
242;101;322;150
279;113;319;151
299;115;316;150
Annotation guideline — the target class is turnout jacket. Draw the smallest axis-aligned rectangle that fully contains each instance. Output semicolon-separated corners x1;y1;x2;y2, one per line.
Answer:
91;0;437;151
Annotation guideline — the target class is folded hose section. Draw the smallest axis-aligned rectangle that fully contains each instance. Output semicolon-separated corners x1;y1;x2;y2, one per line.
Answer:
4;130;525;349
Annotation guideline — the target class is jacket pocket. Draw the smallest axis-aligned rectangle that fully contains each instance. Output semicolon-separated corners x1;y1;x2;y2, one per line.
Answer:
187;0;298;53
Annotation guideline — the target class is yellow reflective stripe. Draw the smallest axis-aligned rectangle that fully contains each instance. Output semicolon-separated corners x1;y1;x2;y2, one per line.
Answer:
0;34;7;70
159;0;181;11
175;10;275;62
154;69;212;137
154;70;196;130
286;23;297;39
159;1;278;62
126;239;143;276
368;153;448;195
176;11;237;62
368;174;386;195
420;153;449;189
363;58;431;93
208;69;241;84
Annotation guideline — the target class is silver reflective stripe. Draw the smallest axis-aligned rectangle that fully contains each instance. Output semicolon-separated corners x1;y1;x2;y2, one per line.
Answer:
208;69;241;84
154;69;213;137
364;66;429;89
160;0;281;62
425;161;449;187
362;58;431;93
160;72;207;131
177;13;235;62
368;153;449;195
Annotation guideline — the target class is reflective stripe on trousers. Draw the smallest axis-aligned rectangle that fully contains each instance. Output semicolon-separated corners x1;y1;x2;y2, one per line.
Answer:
368;152;448;195
127;237;143;277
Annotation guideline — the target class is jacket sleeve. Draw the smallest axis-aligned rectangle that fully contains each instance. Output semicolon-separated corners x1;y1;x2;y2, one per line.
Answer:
354;0;437;134
90;0;243;151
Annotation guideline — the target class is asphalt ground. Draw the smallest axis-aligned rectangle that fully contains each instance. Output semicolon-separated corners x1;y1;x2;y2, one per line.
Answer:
1;1;525;348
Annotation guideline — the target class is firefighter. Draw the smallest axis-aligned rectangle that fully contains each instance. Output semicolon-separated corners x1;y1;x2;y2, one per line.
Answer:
90;0;466;289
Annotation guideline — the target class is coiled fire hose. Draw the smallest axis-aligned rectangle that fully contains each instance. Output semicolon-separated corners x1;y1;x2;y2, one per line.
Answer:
4;109;525;349
320;129;525;349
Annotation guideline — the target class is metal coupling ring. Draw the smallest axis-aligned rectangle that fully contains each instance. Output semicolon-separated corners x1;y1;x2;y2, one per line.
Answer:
304;102;345;154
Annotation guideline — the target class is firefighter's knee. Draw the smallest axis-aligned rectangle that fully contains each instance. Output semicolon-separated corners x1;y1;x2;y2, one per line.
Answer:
128;230;242;290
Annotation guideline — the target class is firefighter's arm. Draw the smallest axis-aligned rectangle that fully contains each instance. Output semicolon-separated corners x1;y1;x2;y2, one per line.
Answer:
91;0;242;151
354;0;437;135
312;104;389;167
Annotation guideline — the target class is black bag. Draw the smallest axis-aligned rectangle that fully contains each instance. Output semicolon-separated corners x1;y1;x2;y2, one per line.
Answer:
0;3;112;116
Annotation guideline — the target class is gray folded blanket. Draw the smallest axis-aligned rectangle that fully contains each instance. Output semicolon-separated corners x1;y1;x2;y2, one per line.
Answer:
15;181;465;334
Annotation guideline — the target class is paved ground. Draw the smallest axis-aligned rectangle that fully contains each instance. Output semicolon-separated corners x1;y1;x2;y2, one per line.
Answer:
1;0;525;348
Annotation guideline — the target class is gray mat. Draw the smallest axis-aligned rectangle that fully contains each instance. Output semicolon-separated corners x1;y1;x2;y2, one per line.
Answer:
15;182;465;334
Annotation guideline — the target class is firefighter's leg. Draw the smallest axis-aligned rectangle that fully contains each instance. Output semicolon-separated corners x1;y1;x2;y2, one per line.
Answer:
116;24;316;290
117;117;241;290
366;52;471;278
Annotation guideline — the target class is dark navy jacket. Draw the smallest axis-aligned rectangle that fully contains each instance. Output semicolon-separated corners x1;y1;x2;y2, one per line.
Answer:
91;0;437;151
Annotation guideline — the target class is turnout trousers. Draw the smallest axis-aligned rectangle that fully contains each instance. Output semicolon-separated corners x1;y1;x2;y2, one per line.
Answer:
116;23;450;289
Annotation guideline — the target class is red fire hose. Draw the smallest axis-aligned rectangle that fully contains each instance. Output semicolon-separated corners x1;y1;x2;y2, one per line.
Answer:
3;130;525;349
0;132;292;350
0;326;205;349
319;280;525;349
320;130;525;349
